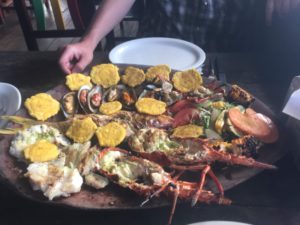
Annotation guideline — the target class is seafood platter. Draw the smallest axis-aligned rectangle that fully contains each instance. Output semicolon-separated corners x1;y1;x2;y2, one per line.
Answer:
0;64;286;224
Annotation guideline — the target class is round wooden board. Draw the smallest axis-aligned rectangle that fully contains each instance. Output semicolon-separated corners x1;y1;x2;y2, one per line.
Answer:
0;64;288;210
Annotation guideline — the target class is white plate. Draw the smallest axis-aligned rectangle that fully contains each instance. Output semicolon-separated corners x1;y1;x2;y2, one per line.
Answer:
109;37;206;71
0;82;22;127
188;221;253;225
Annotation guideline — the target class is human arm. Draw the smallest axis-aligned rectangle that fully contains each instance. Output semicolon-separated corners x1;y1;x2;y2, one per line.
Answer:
265;0;300;26
59;0;136;74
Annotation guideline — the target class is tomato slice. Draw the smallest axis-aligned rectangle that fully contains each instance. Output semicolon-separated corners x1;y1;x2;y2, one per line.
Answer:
255;112;279;143
172;107;200;128
228;108;278;143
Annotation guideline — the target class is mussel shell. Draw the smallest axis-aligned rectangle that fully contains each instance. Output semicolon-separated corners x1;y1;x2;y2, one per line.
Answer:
138;84;157;99
78;85;92;113
102;84;137;109
102;85;119;102
119;85;137;108
87;85;102;113
61;92;78;118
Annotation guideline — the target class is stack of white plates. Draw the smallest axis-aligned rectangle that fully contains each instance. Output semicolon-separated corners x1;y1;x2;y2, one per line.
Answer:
109;37;206;71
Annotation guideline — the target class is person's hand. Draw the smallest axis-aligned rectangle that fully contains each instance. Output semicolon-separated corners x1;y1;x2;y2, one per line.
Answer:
59;41;94;74
265;0;300;25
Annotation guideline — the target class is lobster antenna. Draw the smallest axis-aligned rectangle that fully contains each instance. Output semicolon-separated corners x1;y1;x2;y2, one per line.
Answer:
140;171;184;207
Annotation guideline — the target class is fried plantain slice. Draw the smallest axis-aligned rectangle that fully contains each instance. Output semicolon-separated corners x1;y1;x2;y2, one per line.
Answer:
25;93;60;121
172;124;204;138
172;69;203;93
145;64;171;82
135;98;166;115
96;122;126;147
90;64;120;88
99;101;122;115
121;66;145;87
66;117;97;143
24;140;59;163
65;73;92;91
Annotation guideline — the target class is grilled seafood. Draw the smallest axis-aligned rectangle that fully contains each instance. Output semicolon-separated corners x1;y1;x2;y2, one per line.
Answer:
0;63;280;225
228;84;254;106
128;127;276;206
128;128;276;169
97;147;231;225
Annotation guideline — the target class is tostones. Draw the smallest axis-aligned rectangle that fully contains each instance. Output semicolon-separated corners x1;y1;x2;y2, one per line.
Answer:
25;93;60;121
145;65;171;82
90;64;120;88
121;66;145;87
24;140;59;163
172;124;204;138
66;117;97;143
135;98;166;115
99;101;122;115
96;122;126;147
172;69;203;93
65;73;92;91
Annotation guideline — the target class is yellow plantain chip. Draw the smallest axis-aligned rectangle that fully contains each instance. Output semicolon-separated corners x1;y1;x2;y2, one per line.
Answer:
135;98;166;115
66;117;97;143
172;69;203;93
25;93;60;121
121;66;145;87
145;64;171;82
99;101;122;115
90;64;120;88
172;124;204;138
24;140;59;163
96;122;126;147
65;73;92;91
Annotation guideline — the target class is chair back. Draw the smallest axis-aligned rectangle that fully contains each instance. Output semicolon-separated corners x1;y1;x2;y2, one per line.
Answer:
14;0;96;50
14;0;145;51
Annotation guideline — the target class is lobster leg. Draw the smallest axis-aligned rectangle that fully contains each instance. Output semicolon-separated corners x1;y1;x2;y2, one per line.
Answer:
191;165;211;207
167;184;179;225
208;169;224;197
140;171;184;207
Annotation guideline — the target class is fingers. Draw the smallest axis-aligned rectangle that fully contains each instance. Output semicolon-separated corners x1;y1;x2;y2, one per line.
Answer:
58;43;93;74
59;46;75;74
265;0;275;26
71;52;93;73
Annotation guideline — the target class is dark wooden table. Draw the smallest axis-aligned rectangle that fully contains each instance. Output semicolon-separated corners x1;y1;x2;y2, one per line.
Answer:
0;51;300;225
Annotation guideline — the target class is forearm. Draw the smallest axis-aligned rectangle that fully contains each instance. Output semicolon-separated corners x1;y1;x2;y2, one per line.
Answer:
81;0;136;50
